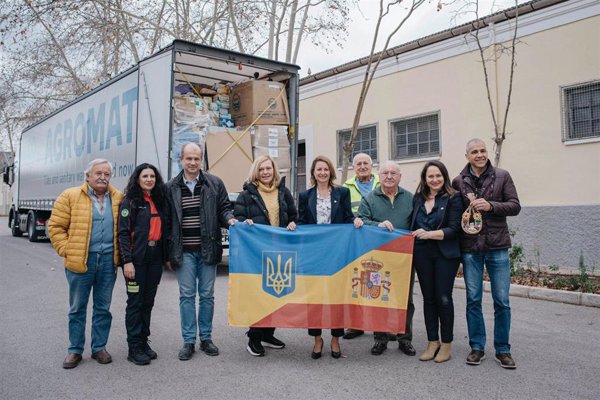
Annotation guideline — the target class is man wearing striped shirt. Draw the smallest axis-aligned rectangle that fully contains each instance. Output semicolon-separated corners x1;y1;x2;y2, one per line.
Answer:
166;143;236;360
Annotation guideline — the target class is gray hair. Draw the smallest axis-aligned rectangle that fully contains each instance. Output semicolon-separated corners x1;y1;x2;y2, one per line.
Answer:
378;160;401;174
84;159;112;176
465;138;486;154
352;152;373;166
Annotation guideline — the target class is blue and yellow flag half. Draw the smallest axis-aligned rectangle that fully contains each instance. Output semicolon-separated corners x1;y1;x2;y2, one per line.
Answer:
228;224;414;333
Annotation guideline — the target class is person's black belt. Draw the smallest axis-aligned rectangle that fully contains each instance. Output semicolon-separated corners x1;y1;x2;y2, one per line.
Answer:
148;240;161;247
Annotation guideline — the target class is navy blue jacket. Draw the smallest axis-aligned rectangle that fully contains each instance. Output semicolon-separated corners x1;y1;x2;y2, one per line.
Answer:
298;186;354;225
410;192;462;259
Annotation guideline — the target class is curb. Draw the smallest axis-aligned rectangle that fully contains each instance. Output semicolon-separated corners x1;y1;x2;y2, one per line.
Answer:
452;278;600;308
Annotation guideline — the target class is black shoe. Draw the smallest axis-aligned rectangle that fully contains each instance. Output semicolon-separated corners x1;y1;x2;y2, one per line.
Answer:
200;339;219;356
128;345;151;365
371;342;387;355
141;341;157;360
398;340;416;356
343;329;364;340
247;338;265;357
466;350;486;365
178;343;195;361
495;353;516;369
311;337;324;359
262;336;285;349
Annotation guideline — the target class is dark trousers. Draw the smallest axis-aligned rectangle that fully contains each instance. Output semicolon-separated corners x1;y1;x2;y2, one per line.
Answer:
125;246;163;347
374;267;415;344
414;241;460;343
308;328;344;338
248;327;276;341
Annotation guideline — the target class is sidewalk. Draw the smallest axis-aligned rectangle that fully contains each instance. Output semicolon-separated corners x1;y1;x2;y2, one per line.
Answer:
453;277;600;308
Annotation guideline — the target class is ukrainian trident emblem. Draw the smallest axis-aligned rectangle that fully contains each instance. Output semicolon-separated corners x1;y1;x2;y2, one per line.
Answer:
262;251;296;298
351;258;391;301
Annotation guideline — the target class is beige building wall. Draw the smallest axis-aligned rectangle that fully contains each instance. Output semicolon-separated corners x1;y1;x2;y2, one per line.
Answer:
299;0;600;268
300;13;600;206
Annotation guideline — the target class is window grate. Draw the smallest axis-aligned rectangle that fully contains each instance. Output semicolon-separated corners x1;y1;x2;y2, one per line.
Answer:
391;113;440;159
337;125;378;166
561;81;600;141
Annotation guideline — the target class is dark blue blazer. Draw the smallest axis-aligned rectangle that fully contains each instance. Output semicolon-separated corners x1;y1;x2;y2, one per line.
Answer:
410;192;462;259
298;186;354;225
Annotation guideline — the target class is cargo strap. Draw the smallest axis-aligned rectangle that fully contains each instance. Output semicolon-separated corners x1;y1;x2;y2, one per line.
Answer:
175;66;287;168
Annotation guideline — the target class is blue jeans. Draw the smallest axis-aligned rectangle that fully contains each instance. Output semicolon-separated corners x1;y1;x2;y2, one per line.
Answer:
176;251;217;343
463;249;511;354
65;252;117;354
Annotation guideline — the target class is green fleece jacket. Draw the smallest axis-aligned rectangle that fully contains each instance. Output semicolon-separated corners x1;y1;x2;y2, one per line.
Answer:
357;185;413;230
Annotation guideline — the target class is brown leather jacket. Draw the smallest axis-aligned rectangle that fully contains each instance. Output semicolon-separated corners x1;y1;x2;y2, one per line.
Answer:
452;161;521;252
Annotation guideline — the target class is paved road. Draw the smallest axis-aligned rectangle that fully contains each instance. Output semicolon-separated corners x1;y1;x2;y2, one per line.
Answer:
0;217;599;400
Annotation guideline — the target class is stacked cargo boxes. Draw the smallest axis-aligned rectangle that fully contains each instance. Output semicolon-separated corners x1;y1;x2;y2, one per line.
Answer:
172;79;291;193
229;80;291;189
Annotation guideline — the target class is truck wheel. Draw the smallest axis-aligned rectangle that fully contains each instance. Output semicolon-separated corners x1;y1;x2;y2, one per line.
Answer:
27;212;40;242
10;213;23;237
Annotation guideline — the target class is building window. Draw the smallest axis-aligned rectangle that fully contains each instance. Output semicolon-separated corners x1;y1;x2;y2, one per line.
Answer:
391;112;440;160
337;125;377;166
561;81;600;141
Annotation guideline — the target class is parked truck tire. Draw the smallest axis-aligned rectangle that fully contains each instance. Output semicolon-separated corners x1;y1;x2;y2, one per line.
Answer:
27;211;40;242
10;209;23;237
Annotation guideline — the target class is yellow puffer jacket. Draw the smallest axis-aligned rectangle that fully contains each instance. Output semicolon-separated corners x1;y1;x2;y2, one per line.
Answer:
48;182;124;273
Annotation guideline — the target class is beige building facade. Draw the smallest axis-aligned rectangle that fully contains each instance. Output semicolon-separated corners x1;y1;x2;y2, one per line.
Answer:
298;0;600;268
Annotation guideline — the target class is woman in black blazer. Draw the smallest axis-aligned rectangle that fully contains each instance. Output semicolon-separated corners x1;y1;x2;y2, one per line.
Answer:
234;155;298;357
410;160;462;363
298;155;363;359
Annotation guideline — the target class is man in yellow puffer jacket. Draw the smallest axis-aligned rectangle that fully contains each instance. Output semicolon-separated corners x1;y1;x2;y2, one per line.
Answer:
48;159;123;370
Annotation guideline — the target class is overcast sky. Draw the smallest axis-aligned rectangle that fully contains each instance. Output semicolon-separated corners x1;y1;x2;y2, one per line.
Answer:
295;0;522;77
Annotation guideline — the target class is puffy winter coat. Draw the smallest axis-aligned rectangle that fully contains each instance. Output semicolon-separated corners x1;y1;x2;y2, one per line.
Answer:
452;161;521;252
234;178;297;227
48;183;124;273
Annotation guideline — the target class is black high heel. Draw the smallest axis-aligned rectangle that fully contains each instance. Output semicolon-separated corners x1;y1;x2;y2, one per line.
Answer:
331;338;341;359
311;337;323;359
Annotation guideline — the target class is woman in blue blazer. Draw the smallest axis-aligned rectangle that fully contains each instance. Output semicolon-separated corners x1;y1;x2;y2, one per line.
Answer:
410;160;462;363
298;155;362;359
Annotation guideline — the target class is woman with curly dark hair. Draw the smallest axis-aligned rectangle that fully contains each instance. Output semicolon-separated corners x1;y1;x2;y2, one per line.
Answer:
118;163;169;365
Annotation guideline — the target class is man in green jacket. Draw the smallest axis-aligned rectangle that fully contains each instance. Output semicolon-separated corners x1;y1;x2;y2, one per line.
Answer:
358;161;416;357
342;153;380;339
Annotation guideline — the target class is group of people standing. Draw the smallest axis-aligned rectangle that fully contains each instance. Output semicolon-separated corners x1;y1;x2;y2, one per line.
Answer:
48;137;520;371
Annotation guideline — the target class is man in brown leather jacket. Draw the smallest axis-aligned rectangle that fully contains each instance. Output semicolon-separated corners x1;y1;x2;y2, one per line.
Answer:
452;139;521;369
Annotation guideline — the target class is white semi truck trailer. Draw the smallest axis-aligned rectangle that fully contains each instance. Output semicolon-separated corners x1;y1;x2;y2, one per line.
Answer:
3;40;300;242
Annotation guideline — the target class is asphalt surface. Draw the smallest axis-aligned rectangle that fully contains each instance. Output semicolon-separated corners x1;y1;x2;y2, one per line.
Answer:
0;217;599;400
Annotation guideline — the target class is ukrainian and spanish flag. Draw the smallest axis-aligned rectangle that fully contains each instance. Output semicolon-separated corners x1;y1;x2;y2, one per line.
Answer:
228;224;414;333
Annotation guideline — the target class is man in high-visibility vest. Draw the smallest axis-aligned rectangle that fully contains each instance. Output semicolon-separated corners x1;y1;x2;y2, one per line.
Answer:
342;153;380;339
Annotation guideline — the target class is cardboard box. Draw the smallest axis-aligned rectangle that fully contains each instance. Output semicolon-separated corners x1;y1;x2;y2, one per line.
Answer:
246;125;289;148
205;127;253;192
230;80;289;126
253;145;291;170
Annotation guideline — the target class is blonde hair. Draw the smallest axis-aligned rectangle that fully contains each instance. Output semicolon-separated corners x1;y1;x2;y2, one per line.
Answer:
247;155;280;187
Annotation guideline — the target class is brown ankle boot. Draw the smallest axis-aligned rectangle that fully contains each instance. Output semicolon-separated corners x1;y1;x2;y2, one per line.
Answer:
419;341;441;361
434;342;451;363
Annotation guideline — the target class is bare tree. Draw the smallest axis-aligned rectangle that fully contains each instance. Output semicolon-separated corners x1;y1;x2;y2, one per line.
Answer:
340;0;426;183
466;0;519;166
0;0;355;152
